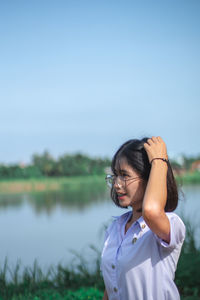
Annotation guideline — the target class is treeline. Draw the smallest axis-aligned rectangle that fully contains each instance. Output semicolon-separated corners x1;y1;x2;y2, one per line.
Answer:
1;151;200;180
170;154;200;171
0;151;111;179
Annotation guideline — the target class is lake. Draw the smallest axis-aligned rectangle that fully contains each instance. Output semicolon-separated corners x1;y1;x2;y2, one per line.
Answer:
0;182;199;271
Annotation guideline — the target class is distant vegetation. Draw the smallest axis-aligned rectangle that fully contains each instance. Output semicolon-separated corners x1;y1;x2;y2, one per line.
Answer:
170;154;200;174
0;151;111;179
0;151;200;182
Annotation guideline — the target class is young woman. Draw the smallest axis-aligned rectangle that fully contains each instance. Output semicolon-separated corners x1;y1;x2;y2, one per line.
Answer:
101;136;185;300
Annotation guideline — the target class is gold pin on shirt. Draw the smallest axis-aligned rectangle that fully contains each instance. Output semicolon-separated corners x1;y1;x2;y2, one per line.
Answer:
132;237;137;244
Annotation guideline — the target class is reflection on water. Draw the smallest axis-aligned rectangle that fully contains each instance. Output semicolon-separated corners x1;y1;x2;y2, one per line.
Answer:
0;179;109;215
0;183;199;217
0;194;24;209
178;184;200;216
176;184;200;248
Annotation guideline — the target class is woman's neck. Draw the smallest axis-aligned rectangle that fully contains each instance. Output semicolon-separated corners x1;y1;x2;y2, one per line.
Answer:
129;205;142;223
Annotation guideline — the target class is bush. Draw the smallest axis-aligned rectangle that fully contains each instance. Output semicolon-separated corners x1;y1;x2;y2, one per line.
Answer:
6;288;103;300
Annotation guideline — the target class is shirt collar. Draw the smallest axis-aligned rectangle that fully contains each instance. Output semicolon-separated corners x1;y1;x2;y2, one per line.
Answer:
136;215;148;231
114;211;148;231
112;210;131;225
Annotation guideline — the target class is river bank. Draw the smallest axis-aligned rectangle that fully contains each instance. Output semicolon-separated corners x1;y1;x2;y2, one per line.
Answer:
0;175;105;194
176;171;200;185
0;172;200;194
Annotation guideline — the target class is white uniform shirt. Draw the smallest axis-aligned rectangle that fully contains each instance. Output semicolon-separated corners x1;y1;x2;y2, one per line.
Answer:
101;211;185;300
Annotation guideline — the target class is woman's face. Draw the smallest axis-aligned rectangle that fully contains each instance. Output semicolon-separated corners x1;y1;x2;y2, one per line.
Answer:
114;157;146;209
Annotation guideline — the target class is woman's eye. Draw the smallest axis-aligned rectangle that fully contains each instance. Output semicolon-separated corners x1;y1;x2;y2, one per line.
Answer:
122;174;129;178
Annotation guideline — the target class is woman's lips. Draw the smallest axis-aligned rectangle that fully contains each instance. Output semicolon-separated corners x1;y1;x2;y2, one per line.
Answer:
118;193;126;200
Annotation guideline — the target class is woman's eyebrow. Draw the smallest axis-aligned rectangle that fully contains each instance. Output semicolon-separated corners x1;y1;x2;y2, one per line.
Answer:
114;168;130;175
119;169;130;174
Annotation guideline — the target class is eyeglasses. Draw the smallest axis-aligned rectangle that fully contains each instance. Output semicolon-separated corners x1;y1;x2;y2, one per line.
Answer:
105;174;141;188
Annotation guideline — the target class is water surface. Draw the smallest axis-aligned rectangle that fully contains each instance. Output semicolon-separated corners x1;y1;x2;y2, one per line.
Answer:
0;183;199;269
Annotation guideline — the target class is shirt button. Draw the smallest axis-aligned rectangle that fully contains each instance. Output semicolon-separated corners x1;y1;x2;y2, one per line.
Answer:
132;237;137;244
142;224;146;229
111;264;115;269
113;287;118;292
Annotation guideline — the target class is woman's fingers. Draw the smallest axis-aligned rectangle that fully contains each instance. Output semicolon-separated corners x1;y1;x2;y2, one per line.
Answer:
147;138;154;145
151;136;159;143
156;136;163;142
144;136;168;163
147;136;163;144
143;142;150;149
147;137;158;145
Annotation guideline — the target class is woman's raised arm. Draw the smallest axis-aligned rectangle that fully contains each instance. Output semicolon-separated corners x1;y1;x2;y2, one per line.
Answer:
142;136;170;243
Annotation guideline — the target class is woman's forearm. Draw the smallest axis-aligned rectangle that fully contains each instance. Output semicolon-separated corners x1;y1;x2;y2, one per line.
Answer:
142;160;168;214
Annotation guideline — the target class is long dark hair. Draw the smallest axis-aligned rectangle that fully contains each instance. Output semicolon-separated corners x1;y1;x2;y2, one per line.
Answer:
111;138;178;212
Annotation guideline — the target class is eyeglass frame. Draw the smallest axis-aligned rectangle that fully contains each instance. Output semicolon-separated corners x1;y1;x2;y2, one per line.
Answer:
105;174;141;188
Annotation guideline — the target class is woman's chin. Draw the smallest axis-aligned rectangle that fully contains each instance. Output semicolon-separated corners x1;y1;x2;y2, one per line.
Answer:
119;199;130;207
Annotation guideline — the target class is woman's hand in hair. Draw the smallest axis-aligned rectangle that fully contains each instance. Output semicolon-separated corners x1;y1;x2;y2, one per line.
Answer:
143;136;168;164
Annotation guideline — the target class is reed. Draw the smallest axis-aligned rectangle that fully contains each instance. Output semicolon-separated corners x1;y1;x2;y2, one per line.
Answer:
0;219;199;300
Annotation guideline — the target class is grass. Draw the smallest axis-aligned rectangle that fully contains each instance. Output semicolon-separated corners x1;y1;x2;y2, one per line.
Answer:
0;170;199;195
0;245;104;300
0;175;105;194
0;218;199;300
1;288;104;300
175;218;200;299
176;171;200;185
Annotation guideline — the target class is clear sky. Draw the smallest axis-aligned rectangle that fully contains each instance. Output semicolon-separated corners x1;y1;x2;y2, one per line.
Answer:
0;0;200;164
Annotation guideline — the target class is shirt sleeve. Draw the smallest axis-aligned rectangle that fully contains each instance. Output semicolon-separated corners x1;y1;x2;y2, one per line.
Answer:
155;213;186;249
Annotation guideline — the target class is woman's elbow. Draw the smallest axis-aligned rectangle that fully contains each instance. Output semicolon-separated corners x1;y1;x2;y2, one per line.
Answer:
142;204;162;221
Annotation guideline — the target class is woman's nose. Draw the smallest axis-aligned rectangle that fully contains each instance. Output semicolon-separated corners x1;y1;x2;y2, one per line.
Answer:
114;177;123;189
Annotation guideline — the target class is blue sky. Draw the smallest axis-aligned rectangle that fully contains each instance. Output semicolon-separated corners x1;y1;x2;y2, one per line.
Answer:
0;0;200;164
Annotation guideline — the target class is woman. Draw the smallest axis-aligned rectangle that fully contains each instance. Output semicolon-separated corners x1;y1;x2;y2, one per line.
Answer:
101;136;185;300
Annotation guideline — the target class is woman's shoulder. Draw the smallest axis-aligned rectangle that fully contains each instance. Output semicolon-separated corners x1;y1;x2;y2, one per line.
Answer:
106;210;131;234
115;210;131;221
